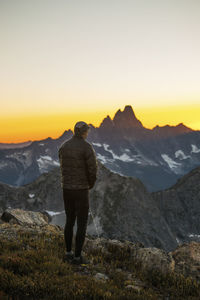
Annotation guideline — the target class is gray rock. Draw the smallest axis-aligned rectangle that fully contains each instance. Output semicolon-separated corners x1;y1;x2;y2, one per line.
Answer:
125;285;141;292
94;272;109;281
130;246;175;274
169;241;200;281
85;236;175;275
1;208;49;226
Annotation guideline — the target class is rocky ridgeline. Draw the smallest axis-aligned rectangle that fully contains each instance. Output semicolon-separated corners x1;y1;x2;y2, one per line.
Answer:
1;162;200;253
0;208;200;285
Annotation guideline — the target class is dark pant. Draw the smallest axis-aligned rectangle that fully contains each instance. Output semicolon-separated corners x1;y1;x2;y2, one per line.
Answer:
63;188;89;257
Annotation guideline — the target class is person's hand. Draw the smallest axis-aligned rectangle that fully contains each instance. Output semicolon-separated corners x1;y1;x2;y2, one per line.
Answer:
89;184;94;189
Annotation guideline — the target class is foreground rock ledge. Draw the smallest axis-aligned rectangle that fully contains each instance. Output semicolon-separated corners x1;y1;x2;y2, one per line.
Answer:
0;208;200;282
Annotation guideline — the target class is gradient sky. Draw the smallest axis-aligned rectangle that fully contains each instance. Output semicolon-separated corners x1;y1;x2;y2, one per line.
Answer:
0;0;200;142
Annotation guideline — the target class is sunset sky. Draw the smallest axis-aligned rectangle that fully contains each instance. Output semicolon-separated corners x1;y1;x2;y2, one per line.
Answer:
1;0;200;143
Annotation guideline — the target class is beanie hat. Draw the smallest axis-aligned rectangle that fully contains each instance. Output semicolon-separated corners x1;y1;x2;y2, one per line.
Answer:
74;121;90;136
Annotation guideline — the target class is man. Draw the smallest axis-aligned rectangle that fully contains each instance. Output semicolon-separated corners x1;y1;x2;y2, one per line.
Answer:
58;121;98;265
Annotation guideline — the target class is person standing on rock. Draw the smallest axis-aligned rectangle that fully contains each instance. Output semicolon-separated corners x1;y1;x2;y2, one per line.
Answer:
58;121;98;265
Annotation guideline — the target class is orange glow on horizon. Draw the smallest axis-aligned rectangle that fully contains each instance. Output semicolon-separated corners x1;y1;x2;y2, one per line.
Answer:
0;105;200;143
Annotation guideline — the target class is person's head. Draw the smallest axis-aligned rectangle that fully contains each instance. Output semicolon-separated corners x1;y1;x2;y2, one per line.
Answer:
74;121;90;139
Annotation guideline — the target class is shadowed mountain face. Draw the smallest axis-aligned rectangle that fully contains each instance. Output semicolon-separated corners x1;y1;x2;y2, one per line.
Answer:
0;104;199;192
152;123;193;138
0;161;200;252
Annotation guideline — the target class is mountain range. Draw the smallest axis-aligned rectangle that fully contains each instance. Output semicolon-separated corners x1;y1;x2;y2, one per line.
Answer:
0;104;200;192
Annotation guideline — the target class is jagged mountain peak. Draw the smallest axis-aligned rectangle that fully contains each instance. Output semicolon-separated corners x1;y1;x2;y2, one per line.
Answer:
124;104;136;114
113;105;143;128
58;129;73;139
99;115;114;129
176;122;193;131
88;123;96;129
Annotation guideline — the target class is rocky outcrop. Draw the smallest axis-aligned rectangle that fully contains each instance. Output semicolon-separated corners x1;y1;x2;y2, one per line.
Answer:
169;241;200;281
0;216;62;241
84;237;175;275
0;166;63;212
88;161;178;251
1;208;50;226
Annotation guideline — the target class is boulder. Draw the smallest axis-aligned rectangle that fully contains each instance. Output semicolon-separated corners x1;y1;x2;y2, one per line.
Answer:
130;246;175;274
94;272;109;281
170;241;200;281
84;236;175;275
1;208;49;226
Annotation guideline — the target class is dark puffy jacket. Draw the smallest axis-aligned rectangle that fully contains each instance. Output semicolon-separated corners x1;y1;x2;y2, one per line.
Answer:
58;135;98;190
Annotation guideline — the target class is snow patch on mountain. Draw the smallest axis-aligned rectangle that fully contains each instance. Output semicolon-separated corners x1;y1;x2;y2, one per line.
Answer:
191;144;200;153
161;154;182;171
45;210;64;216
29;193;35;198
110;169;127;176
188;233;200;238
103;143;134;162
37;155;60;172
175;150;191;160
92;142;102;147
40;155;52;161
96;153;114;164
119;153;134;162
100;143;159;166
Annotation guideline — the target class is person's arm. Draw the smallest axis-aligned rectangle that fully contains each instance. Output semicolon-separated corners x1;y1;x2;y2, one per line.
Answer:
85;144;98;189
58;148;62;164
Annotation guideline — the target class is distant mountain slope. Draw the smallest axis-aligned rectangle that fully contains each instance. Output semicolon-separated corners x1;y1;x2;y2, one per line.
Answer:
0;140;32;149
0;161;200;252
151;166;200;245
0;105;199;192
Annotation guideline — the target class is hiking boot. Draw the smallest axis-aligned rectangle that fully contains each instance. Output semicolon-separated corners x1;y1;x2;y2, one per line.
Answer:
63;251;74;263
71;254;90;265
